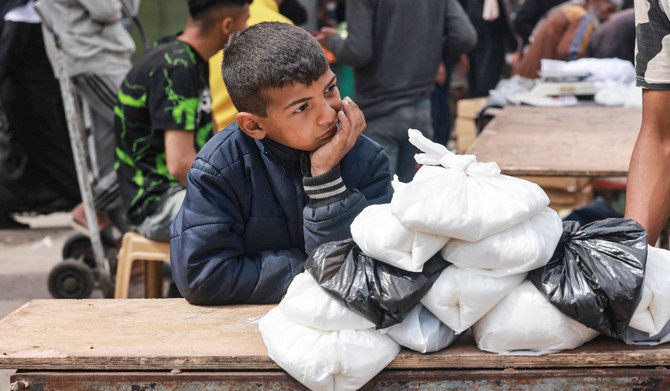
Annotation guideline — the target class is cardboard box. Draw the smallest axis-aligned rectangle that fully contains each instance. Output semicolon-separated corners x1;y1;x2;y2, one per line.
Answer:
545;185;594;211
454;97;488;154
455;117;477;154
457;97;488;119
521;176;592;192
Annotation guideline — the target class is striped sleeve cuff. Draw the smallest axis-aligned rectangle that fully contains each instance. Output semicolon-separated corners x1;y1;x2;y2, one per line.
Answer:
302;166;351;208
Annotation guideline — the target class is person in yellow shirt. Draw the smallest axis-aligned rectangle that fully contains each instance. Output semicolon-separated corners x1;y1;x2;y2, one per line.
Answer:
209;0;293;131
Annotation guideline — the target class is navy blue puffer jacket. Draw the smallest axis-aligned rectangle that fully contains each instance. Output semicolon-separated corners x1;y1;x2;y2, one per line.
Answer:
170;123;393;305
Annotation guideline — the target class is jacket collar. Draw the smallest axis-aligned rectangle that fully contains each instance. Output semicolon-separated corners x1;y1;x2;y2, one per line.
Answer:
256;137;309;174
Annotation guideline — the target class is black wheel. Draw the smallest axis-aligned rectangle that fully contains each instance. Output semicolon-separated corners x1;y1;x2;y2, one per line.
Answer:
48;259;95;299
61;234;95;268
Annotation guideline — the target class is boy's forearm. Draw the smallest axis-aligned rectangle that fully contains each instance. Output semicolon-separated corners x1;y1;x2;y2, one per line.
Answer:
625;89;670;244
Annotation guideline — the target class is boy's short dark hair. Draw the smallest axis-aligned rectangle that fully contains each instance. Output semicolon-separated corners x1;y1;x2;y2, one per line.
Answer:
222;22;330;117
188;0;252;19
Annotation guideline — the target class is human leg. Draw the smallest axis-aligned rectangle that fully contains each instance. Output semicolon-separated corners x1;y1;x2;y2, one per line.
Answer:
136;188;186;241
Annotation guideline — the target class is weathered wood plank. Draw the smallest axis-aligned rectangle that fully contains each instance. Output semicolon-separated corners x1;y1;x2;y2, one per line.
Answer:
467;106;642;177
11;368;670;391
1;299;669;371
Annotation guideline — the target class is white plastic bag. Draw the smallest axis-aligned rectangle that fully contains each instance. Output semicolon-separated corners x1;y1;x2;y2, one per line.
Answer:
628;245;670;336
381;304;459;353
391;129;549;242
441;208;562;276
420;265;526;333
259;307;400;391
351;203;449;272
473;281;599;355
278;272;375;330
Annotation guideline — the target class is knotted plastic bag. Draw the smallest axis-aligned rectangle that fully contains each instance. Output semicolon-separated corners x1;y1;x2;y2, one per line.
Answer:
473;281;600;355
420;265;526;333
351;202;449;272
391;129;549;242
442;207;562;276
622;245;670;345
259;307;400;391
528;218;647;338
305;238;448;329
381;304;459;353
278;272;375;330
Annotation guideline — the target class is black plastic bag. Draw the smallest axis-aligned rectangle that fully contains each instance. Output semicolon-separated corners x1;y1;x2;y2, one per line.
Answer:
528;218;647;339
305;239;448;329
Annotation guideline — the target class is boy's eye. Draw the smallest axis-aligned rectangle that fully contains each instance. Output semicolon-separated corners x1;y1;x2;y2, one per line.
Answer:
325;84;337;94
294;103;308;113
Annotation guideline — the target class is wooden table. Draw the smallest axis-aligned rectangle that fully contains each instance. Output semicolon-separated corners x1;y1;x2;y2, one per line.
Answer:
467;106;642;177
1;299;669;390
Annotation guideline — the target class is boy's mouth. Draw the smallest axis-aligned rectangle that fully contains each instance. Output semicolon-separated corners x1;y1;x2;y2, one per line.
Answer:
321;120;339;139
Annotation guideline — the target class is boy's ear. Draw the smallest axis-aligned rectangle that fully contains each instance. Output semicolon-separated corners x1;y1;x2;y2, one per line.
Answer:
236;112;267;140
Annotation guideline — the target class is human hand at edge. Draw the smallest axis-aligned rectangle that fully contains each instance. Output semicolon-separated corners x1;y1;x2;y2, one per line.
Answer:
315;27;337;47
310;97;366;176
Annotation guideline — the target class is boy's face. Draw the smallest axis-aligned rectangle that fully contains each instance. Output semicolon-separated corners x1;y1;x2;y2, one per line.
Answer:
253;69;342;152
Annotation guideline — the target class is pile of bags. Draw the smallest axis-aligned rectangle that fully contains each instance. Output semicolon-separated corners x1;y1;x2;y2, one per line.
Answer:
259;130;670;390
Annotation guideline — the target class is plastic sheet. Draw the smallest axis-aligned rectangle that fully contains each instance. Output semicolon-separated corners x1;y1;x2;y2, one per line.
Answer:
306;238;448;329
528;218;647;338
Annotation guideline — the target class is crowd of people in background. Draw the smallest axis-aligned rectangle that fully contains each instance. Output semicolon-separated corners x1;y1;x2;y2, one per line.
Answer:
0;0;639;295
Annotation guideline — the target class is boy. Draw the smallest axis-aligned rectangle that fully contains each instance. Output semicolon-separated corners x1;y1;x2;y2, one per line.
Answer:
114;0;250;241
170;22;393;305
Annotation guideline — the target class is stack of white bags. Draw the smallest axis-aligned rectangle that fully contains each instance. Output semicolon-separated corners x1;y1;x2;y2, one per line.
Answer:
259;129;670;390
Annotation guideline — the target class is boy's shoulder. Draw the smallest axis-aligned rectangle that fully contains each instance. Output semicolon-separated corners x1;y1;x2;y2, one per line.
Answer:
193;122;260;172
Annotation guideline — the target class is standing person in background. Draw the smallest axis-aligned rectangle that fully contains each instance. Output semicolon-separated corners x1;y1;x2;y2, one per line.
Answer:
513;0;568;45
459;0;517;98
0;0;80;228
38;0;140;233
114;0;250;242
209;0;293;132
587;7;635;63
625;0;670;245
514;0;621;79
316;0;476;182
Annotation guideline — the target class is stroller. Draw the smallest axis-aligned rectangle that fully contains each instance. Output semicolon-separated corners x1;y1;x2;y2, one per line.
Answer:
31;7;149;299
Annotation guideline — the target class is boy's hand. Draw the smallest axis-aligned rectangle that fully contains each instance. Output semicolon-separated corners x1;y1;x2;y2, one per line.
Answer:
310;97;366;176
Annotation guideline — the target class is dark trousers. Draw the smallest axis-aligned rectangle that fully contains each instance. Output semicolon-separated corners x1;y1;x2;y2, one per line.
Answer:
0;22;80;214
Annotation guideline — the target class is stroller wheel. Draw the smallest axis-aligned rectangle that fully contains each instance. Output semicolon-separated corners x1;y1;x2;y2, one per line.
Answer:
48;259;95;299
62;233;95;268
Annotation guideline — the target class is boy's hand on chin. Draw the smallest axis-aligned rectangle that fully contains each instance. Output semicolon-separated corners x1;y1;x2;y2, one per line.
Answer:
310;97;366;176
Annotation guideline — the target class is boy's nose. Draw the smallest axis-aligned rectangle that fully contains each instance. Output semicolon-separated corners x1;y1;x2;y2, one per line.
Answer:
318;100;337;126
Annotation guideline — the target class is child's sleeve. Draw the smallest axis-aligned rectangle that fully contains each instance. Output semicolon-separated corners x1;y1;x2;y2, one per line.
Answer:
302;142;393;255
169;160;306;305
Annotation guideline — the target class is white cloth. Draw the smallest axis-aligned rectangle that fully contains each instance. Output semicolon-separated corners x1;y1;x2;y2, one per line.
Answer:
594;81;642;108
541;58;636;84
391;129;549;242
278;272;375;331
259;307;400;391
473;281;600;355
628;245;670;336
441;207;562;276
482;0;499;21
381;304;458;353
4;0;41;23
420;265;526;333
351;202;449;272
